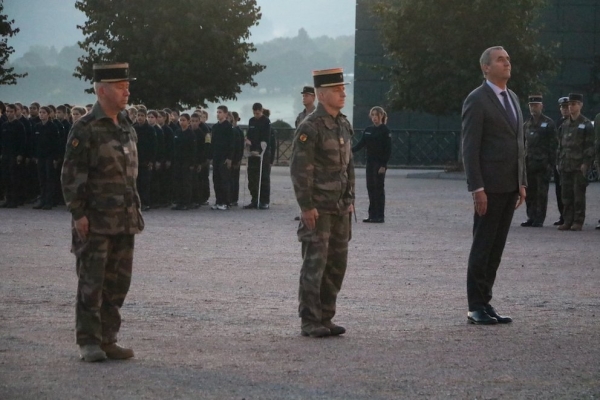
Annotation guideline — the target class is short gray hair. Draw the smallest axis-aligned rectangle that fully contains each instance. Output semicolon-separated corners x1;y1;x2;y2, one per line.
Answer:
479;46;505;77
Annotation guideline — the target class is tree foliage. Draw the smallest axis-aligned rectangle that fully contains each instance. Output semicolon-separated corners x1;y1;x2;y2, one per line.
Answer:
75;0;265;109
371;0;558;115
0;2;27;85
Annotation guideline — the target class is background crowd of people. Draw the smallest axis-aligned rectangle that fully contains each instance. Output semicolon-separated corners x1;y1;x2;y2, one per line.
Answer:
0;100;276;211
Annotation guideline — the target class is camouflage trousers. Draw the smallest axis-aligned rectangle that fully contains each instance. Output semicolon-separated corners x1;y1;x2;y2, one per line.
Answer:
525;167;551;224
297;213;350;323
560;170;588;225
72;232;135;346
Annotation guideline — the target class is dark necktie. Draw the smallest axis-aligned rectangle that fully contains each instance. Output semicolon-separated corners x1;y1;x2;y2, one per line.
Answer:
501;91;517;131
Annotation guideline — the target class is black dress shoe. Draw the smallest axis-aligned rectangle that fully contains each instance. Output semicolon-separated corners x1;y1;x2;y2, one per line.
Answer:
485;306;512;323
371;218;384;223
362;218;373;223
32;201;44;209
243;202;257;209
467;310;498;325
258;203;270;210
595;224;600;230
521;219;533;227
553;219;564;226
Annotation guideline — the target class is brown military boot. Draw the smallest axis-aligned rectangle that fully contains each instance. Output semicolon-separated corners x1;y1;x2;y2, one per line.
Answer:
557;224;572;231
100;343;135;360
79;344;107;362
301;320;330;338
570;223;583;231
322;320;346;336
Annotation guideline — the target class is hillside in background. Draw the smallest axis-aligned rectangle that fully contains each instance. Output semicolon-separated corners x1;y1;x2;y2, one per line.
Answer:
2;29;354;120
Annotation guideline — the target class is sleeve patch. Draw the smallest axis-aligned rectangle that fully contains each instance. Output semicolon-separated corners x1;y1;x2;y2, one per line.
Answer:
299;133;308;142
71;138;79;148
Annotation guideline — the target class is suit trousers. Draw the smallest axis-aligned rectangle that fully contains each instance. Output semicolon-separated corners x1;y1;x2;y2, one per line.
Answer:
36;157;55;206
525;167;550;224
467;191;518;311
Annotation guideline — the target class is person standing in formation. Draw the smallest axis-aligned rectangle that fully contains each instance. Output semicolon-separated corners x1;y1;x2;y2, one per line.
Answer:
229;111;245;207
244;103;271;210
295;86;316;128
61;63;144;362
520;95;558;228
553;97;570;226
211;105;234;210
290;67;355;338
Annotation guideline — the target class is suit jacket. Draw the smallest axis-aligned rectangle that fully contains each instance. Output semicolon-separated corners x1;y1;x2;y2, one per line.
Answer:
462;81;527;193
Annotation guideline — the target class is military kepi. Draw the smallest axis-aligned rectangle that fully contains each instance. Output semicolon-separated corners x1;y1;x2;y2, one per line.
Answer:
568;93;583;102
93;63;136;83
528;95;543;104
312;68;349;88
301;86;315;95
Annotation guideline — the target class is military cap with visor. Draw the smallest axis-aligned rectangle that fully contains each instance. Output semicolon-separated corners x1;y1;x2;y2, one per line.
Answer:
528;95;543;104
568;93;583;102
300;86;315;95
312;68;349;88
93;63;136;83
558;96;569;105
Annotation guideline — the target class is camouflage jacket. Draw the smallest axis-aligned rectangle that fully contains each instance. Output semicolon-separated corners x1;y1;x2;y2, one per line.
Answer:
61;102;145;235
295;106;315;128
523;114;558;171
290;103;355;215
557;113;595;173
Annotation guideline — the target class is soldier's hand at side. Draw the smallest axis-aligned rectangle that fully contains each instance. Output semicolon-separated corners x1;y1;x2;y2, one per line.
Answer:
580;164;588;176
473;190;487;216
225;159;232;169
348;204;354;214
301;208;319;230
515;186;526;210
74;216;89;240
378;167;386;174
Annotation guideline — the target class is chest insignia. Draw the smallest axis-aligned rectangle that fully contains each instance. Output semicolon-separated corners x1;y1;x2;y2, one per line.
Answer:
339;137;344;145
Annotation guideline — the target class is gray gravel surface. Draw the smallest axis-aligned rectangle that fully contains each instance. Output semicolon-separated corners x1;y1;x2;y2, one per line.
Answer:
1;167;599;399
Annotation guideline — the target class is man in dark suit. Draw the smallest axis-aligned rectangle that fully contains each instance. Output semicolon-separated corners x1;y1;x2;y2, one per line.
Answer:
462;46;527;325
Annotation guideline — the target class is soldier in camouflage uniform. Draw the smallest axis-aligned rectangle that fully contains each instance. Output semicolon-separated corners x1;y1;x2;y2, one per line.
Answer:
61;63;144;362
521;95;558;227
557;93;595;231
290;68;355;338
295;86;316;128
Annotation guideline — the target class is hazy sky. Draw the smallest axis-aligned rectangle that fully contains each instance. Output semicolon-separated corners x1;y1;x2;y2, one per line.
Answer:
5;0;356;58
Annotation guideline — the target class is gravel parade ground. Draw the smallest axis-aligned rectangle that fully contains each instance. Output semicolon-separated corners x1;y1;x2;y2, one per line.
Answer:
1;166;599;399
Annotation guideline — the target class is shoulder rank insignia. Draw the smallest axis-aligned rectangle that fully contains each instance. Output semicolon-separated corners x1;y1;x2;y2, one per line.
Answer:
71;138;79;148
299;133;308;142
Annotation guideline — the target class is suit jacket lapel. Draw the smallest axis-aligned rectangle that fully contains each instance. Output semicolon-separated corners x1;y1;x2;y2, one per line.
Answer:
482;82;517;135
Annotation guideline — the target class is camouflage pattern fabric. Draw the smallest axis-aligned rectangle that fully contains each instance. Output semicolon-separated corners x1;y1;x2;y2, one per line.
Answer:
61;102;144;235
61;101;143;345
523;114;558;224
558;114;594;225
557;114;595;173
290;102;355;324
297;213;349;322
290;103;355;215
73;233;134;345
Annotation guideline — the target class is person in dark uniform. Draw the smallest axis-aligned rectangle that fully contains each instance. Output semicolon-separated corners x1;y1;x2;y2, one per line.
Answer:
172;113;196;210
352;106;392;223
190;113;204;208
0;104;27;208
147;110;165;208
198;110;212;206
229;111;245;206
244;103;271;209
15;103;32;204
520;95;558;227
553;96;570;226
157;110;174;207
133;108;157;211
32;106;61;210
595;111;600;230
211;105;234;210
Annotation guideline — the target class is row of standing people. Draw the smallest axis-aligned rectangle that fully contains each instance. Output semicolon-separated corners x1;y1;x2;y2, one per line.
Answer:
130;103;274;211
0;101;88;209
521;93;600;231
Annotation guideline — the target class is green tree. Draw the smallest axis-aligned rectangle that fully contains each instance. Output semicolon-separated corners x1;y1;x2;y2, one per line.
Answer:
75;0;265;109
371;0;557;115
0;2;27;85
